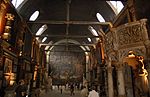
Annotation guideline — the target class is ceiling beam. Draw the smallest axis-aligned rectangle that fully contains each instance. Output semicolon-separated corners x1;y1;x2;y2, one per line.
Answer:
45;50;90;52
35;35;100;38
27;21;113;27
40;43;95;46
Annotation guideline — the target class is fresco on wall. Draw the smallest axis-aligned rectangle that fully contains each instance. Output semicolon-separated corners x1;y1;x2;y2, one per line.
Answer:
49;52;85;84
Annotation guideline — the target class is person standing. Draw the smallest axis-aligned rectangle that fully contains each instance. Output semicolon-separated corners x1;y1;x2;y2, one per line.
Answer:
88;86;99;97
70;83;75;96
80;86;88;97
15;80;27;97
60;85;63;94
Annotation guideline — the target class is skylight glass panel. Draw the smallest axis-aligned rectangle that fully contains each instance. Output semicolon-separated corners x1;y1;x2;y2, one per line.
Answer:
91;29;98;36
42;37;47;43
80;46;86;51
29;11;40;21
96;13;105;22
87;38;92;42
36;24;47;35
88;26;99;36
107;1;124;15
85;46;90;51
12;0;24;8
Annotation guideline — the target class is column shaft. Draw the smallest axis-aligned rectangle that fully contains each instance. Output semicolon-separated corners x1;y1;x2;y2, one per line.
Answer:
117;66;126;97
108;67;114;97
107;61;114;97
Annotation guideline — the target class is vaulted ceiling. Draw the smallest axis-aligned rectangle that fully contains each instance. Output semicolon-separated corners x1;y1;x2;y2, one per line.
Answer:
16;0;127;52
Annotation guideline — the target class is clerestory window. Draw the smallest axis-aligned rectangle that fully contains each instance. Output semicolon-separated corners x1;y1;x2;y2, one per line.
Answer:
106;1;124;15
11;0;24;8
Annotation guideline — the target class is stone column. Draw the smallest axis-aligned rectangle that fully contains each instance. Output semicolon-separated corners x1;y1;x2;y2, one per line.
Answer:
107;58;114;97
145;58;150;95
97;65;100;92
85;55;90;86
144;39;150;95
117;63;126;97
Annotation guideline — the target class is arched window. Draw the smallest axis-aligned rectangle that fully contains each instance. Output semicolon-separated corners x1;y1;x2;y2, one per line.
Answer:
29;11;40;21
36;24;48;40
106;1;124;15
96;13;105;22
11;0;24;8
42;37;47;43
36;24;47;35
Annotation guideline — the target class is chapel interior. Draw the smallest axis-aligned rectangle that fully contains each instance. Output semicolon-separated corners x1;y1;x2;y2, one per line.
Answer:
0;0;150;97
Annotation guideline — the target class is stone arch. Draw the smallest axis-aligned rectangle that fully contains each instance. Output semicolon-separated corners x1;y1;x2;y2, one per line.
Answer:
49;39;87;55
120;47;146;63
121;48;149;96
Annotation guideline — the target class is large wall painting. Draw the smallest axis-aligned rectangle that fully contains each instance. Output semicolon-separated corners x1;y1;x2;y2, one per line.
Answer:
50;52;85;84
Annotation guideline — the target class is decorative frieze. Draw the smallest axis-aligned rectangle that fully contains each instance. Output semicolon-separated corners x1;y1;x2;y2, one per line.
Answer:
105;19;148;53
105;31;114;53
117;24;143;46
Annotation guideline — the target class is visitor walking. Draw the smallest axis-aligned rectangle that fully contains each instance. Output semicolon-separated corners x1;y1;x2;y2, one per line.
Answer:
70;83;75;96
80;86;88;97
88;86;99;97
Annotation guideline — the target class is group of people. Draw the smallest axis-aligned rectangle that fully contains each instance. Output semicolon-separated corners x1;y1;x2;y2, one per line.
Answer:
80;86;99;97
67;83;99;97
0;79;28;97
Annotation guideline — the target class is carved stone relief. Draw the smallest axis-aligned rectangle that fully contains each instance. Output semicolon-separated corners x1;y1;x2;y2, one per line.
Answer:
105;19;148;56
105;29;118;54
105;31;114;52
117;24;143;46
104;19;150;97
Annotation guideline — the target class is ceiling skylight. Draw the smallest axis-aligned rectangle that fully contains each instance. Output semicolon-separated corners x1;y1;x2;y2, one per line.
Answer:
80;46;86;51
12;0;24;8
96;13;105;22
88;26;99;36
42;37;47;43
87;38;92;42
85;46;90;51
36;24;47;35
29;11;40;21
107;1;124;15
36;24;47;40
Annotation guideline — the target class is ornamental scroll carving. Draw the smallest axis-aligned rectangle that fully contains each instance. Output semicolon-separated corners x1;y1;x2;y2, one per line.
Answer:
105;31;114;52
117;24;143;46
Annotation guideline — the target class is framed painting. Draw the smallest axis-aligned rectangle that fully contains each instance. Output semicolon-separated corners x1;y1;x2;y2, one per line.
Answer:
4;58;12;73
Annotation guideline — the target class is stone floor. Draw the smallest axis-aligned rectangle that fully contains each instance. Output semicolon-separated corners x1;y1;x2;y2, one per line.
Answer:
39;89;81;97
